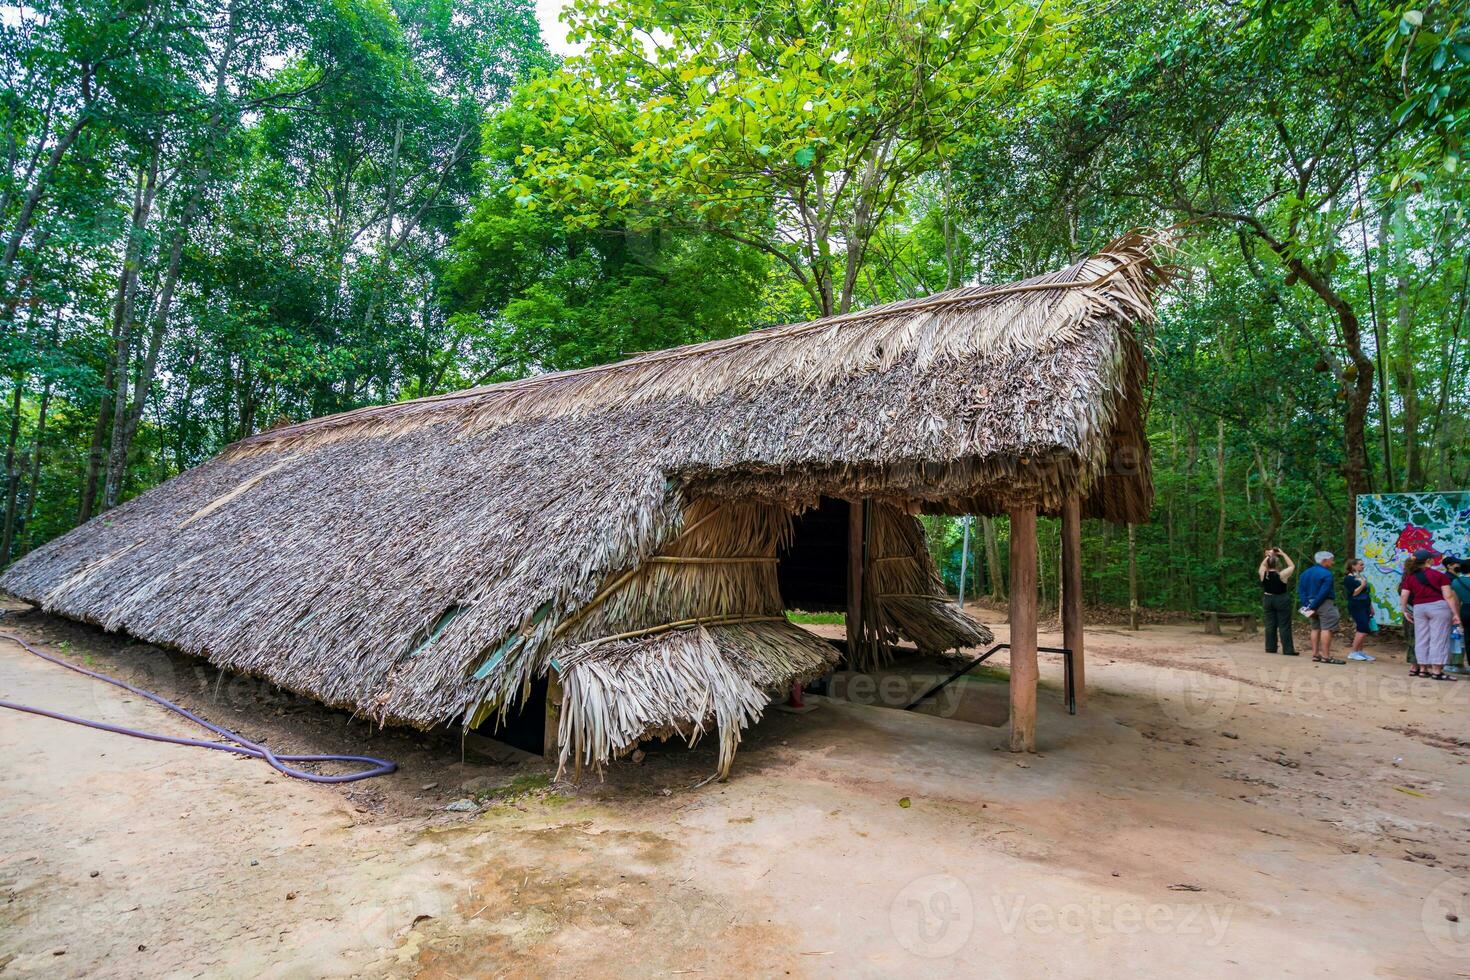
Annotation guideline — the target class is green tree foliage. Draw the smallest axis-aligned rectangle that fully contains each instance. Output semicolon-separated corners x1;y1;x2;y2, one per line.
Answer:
0;0;547;555
946;0;1470;557
445;199;774;375
442;110;776;376
1380;1;1470;180
504;0;1063;315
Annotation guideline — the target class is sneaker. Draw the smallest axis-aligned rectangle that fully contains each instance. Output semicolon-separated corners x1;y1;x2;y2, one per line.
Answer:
1347;651;1375;661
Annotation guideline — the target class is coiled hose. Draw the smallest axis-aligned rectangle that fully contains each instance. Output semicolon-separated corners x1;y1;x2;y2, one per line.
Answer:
0;620;396;783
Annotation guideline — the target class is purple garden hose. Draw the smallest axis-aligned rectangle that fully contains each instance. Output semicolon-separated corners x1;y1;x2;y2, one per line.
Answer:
0;622;396;783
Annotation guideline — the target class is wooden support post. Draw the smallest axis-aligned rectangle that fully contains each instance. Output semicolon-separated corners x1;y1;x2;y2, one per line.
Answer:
1061;494;1085;710
846;497;864;660
1009;503;1038;753
1127;522;1140;630
544;669;563;764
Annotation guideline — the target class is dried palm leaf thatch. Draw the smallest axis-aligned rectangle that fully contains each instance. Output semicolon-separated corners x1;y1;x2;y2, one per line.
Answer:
556;621;839;779
1;236;1164;773
536;496;989;773
225;234;1162;460
851;502;992;673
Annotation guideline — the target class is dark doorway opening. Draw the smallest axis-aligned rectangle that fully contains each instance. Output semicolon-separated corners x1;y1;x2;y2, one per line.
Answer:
473;672;548;755
778;496;850;612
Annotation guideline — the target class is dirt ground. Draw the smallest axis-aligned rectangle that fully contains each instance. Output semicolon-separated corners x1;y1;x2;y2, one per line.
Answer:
5;601;1470;978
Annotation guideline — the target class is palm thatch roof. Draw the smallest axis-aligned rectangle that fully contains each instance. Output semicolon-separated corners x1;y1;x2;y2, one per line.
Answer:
2;235;1164;774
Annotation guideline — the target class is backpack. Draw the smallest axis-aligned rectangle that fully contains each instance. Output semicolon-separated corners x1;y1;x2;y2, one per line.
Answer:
1408;570;1436;605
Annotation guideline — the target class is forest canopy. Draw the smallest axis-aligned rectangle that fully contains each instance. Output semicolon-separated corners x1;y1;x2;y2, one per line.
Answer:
3;0;1467;615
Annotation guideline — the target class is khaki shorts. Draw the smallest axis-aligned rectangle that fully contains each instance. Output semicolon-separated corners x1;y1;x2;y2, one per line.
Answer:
1312;600;1340;631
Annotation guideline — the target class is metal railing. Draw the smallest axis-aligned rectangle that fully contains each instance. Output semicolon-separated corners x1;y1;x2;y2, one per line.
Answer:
904;643;1076;715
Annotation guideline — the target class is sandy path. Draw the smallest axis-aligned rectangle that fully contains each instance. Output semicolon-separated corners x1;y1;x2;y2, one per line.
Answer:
3;604;1470;977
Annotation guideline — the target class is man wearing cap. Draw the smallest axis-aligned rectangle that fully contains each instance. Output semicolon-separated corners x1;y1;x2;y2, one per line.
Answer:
1297;551;1343;664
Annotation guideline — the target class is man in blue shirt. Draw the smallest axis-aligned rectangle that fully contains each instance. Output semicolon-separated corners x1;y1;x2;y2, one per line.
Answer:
1297;551;1343;664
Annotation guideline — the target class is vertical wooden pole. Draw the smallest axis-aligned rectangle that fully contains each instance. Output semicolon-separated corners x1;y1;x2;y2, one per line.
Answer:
1127;522;1140;630
1009;503;1038;753
846;498;865;661
1061;494;1085;709
544;669;563;764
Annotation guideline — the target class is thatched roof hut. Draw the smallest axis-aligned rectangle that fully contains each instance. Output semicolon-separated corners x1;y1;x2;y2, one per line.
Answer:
3;235;1163;775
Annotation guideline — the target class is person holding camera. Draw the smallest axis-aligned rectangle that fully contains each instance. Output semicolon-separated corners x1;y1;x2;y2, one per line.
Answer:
1259;546;1297;656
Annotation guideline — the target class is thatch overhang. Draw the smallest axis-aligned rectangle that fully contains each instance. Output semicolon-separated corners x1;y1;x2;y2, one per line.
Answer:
1;235;1164;774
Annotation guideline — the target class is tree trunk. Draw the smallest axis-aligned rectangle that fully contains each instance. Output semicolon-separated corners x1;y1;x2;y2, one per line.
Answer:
982;516;1005;601
0;108;90;297
16;378;50;556
1253;444;1282;545
1235;222;1374;554
1339;340;1375;558
99;146;161;511
77;360;114;525
1215;417;1226;602
956;515;971;606
1431;256;1470;488
1127;523;1140;630
359;119;403;341
1183;421;1198;610
1164;421;1177;606
101;3;243;509
238;356;257;439
1371;201;1394;490
0;380;22;562
1393;250;1422;489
